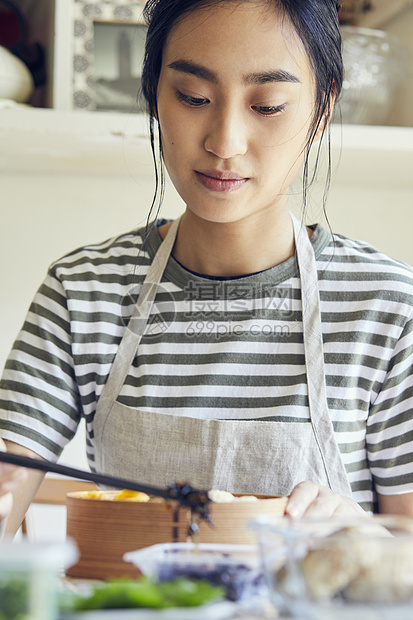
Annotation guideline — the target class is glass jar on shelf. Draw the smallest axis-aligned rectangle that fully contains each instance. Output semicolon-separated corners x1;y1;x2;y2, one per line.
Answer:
336;26;408;125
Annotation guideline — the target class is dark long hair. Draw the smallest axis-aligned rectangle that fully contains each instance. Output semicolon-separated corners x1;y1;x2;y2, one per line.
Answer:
141;0;343;225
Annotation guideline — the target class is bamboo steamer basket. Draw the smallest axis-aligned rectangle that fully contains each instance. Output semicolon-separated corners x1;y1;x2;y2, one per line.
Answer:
66;491;287;580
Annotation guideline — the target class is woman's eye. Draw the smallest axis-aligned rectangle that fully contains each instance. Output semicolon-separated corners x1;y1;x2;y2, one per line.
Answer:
252;104;286;116
176;90;209;107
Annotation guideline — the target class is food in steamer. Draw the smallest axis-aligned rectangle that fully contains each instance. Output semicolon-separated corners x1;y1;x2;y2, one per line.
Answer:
81;489;151;501
81;488;259;503
208;490;259;503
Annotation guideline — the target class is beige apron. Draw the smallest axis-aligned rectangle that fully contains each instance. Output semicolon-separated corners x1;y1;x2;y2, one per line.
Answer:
94;214;352;499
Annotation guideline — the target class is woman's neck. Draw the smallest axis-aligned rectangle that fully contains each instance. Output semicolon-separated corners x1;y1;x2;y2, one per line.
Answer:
159;208;298;278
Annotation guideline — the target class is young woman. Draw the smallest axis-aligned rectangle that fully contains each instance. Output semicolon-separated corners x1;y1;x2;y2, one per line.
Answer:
1;0;413;536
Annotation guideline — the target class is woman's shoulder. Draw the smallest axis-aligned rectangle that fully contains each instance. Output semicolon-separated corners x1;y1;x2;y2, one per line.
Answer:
51;226;145;263
47;222;162;277
318;230;413;313
323;230;413;277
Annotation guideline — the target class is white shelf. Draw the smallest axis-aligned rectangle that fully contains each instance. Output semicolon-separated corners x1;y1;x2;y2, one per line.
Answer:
0;108;412;190
0;108;151;177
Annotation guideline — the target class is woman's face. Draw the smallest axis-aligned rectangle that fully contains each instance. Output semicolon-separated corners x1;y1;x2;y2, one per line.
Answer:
156;0;318;224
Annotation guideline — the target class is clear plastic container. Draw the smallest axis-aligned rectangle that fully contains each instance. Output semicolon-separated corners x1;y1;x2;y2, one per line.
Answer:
0;540;78;620
124;542;260;602
249;515;413;620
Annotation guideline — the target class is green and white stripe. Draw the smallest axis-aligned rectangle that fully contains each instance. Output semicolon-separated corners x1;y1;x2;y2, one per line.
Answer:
1;221;413;513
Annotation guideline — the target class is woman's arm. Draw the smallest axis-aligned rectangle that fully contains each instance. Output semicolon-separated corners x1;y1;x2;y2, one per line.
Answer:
377;492;413;516
0;270;84;538
1;440;45;538
0;440;27;536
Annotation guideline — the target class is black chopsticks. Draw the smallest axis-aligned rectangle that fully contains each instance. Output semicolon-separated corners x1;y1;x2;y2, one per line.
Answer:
0;451;170;498
0;451;212;518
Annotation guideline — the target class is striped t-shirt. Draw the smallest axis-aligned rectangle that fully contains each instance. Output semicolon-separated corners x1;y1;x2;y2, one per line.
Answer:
1;220;413;513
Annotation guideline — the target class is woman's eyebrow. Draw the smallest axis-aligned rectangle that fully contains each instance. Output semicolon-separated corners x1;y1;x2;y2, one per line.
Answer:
167;60;217;82
167;60;300;85
245;69;301;85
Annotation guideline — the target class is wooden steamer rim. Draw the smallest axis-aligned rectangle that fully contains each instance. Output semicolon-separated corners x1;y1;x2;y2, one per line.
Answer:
66;491;287;580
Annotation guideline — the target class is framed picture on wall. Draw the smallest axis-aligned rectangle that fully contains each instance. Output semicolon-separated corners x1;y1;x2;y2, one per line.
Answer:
339;0;413;27
72;1;147;113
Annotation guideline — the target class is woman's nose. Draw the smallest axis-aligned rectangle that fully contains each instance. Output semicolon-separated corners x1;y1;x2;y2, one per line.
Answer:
204;107;248;159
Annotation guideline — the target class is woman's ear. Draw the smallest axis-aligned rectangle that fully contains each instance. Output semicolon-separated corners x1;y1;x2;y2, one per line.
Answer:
152;96;159;121
314;81;337;140
325;81;338;125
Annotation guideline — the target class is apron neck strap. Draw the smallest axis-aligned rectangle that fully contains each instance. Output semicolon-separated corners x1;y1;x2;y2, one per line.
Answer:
290;213;352;497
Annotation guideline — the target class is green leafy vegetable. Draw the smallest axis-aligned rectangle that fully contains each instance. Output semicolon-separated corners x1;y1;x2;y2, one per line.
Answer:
158;577;223;608
0;576;30;620
68;576;225;612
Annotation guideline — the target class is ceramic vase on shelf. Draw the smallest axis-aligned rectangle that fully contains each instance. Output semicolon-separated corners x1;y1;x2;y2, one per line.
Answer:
337;26;407;125
0;45;34;104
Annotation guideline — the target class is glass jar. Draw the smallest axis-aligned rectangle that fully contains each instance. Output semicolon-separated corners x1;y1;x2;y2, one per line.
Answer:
0;541;78;620
337;27;407;125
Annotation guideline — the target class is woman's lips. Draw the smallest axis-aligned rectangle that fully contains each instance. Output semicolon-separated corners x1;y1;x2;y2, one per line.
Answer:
195;170;248;193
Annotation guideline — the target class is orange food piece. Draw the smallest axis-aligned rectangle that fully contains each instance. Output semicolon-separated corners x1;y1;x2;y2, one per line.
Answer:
113;489;150;502
81;489;150;502
82;490;107;499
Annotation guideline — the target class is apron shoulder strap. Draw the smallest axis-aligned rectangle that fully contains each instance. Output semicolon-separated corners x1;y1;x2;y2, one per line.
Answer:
291;213;352;498
96;218;181;415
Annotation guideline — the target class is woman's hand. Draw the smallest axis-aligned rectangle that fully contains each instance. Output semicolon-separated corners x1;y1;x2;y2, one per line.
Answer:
285;481;367;518
0;438;28;524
